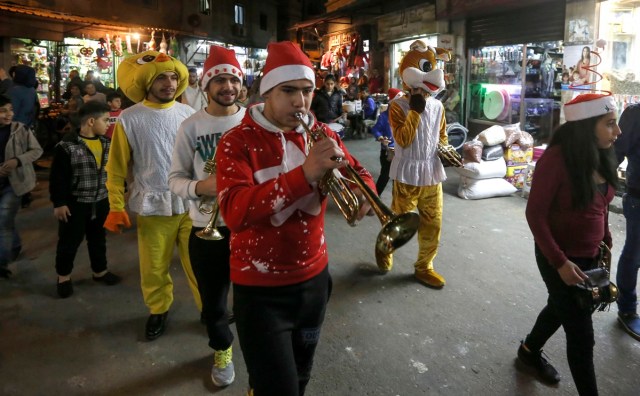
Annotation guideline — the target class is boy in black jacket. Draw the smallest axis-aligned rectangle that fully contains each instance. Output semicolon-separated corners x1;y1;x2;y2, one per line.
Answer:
50;101;121;298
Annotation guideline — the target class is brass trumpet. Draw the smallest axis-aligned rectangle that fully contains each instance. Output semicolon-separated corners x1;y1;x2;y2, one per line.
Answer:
295;113;419;259
196;151;224;241
437;143;463;167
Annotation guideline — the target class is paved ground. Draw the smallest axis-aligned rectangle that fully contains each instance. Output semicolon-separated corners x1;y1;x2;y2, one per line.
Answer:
1;136;639;396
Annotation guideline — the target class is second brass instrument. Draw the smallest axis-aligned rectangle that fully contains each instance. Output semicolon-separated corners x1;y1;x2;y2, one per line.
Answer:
295;113;419;259
196;149;224;241
437;143;463;167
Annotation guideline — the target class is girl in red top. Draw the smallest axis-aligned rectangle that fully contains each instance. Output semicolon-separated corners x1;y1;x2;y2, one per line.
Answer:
518;93;621;395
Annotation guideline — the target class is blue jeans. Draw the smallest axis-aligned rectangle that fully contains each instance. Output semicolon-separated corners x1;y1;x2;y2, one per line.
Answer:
616;193;640;313
0;185;21;269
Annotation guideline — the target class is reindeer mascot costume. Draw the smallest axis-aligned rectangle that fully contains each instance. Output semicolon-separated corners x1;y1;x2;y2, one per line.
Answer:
379;40;451;289
104;51;201;340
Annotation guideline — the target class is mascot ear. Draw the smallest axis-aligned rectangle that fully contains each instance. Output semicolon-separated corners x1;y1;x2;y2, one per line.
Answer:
435;48;451;62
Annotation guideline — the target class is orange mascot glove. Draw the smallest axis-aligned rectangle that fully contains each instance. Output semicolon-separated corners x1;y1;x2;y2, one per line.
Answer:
104;211;132;233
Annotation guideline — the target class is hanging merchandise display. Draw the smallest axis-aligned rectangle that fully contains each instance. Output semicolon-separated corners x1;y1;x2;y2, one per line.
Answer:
320;31;370;83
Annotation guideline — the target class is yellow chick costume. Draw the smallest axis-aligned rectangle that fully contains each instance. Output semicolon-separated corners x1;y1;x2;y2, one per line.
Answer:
380;40;450;288
105;51;201;316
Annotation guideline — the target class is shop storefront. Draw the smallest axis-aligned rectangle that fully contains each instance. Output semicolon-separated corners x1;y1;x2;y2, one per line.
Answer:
319;29;371;84
464;0;566;141
181;38;267;89
596;0;640;115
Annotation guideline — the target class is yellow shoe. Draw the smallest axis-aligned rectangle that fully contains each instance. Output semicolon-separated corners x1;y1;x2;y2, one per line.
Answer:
247;389;254;396
414;268;446;289
376;249;393;273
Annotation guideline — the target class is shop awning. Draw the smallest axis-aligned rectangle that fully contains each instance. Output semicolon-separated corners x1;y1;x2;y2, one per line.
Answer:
289;1;387;31
0;3;198;41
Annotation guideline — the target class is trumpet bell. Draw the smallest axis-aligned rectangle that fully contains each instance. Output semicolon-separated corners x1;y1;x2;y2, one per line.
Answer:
375;212;420;255
195;227;224;241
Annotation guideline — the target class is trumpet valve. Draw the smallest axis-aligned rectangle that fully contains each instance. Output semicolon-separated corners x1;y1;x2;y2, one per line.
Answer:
203;158;216;174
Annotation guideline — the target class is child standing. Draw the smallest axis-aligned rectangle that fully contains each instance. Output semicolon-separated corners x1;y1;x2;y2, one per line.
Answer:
0;95;43;278
50;101;121;298
105;92;122;139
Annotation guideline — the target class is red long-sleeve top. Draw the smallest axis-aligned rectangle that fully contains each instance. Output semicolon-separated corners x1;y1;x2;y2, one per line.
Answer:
525;145;613;268
216;108;376;287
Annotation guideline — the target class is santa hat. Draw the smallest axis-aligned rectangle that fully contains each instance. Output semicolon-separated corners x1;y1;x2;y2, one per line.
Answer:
564;93;617;122
388;88;402;101
260;41;315;95
200;45;243;91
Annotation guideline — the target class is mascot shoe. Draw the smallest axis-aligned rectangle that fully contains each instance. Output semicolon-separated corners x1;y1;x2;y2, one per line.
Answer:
415;268;446;289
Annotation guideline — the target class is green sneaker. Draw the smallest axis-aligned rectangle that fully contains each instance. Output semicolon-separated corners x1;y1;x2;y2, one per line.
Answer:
212;346;235;387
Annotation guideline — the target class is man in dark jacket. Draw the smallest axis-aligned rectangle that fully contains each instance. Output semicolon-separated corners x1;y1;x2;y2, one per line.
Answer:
9;65;37;128
310;74;344;124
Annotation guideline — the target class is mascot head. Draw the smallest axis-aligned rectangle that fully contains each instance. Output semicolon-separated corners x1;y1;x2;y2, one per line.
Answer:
117;50;189;103
399;40;450;95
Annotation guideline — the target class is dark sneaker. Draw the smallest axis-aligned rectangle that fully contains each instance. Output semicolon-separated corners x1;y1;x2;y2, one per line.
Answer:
517;341;560;384
618;312;640;341
57;279;73;298
92;271;122;285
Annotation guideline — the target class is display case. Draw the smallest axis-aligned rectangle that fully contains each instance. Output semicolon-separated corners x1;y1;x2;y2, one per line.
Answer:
465;42;563;142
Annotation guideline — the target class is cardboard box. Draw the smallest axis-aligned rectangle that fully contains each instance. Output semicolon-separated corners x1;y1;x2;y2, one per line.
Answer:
504;144;533;166
504;164;530;190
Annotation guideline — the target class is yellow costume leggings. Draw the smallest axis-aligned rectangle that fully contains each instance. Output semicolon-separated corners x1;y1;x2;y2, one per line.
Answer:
136;213;202;314
389;181;443;270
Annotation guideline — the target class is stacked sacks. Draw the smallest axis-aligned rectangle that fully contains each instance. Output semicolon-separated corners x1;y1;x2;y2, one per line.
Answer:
457;124;517;199
501;123;534;191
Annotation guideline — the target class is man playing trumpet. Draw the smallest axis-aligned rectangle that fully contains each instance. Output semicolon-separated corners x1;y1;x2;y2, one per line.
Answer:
168;45;246;388
215;41;375;395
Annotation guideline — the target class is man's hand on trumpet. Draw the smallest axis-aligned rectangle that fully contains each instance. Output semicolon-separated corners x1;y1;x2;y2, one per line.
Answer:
302;136;345;185
195;173;218;198
351;187;374;220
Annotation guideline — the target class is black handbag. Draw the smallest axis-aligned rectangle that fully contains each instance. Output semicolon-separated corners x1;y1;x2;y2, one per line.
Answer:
574;242;619;312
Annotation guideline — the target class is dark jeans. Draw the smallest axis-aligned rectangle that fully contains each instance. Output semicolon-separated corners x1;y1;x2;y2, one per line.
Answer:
188;226;233;351
234;266;332;396
616;193;640;313
525;245;598;396
55;198;109;276
0;185;21;269
376;148;392;194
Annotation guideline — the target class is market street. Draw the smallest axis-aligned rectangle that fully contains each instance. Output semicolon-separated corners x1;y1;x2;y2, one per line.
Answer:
1;136;639;396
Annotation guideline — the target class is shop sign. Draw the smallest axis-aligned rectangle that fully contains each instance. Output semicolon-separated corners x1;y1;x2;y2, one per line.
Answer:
328;32;352;48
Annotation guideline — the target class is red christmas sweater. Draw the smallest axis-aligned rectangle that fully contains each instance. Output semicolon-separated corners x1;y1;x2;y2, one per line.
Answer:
217;105;375;287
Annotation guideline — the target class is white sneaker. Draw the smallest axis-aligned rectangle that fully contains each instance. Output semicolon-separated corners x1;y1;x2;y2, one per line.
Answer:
211;346;235;387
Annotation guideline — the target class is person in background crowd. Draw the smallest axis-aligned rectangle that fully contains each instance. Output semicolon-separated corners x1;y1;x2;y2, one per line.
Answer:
49;101;121;298
0;68;13;97
9;65;38;128
519;93;620;394
246;76;264;106
105;92;122;140
310;74;344;124
370;88;402;194
357;73;368;93
0;94;43;279
181;67;208;110
346;76;359;101
83;81;107;104
236;84;249;107
368;68;383;94
83;70;106;92
216;41;375;396
613;102;640;341
104;51;201;341
169;45;246;388
62;69;84;101
58;82;84;134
